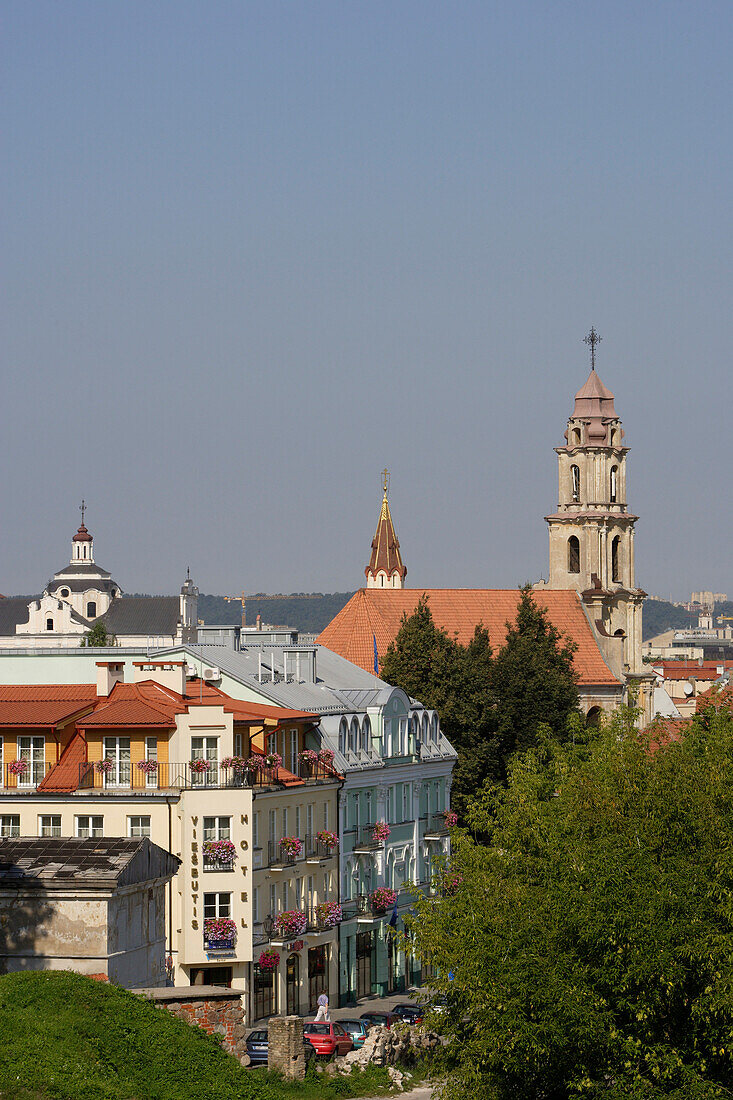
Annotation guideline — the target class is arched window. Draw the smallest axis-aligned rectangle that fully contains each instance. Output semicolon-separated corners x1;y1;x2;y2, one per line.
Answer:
349;717;359;754
83;545;87;559
431;714;439;742
86;601;97;619
572;427;581;446
611;536;621;583
610;465;618;503
571;465;581;502
361;716;371;753
338;719;348;755
568;536;580;574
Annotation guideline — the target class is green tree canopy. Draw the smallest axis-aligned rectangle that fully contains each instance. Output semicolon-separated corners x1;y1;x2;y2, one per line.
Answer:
81;620;116;647
406;708;733;1100
379;587;580;811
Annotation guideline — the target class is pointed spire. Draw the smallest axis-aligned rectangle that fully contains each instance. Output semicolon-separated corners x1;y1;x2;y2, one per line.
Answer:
365;470;407;589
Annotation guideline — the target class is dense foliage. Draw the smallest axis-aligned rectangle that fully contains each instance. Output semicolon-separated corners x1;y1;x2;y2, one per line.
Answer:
380;587;580;812
407;707;733;1100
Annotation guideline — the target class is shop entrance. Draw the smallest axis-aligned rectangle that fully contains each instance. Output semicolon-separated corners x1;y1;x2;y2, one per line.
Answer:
356;931;373;999
190;966;232;987
308;945;328;1012
253;965;276;1021
286;953;300;1016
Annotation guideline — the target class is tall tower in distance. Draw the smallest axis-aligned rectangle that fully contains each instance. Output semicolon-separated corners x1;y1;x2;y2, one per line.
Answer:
365;469;407;589
545;330;648;690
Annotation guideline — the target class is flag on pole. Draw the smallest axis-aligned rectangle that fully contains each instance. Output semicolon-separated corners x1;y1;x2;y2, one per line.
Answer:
373;634;379;676
388;899;398;928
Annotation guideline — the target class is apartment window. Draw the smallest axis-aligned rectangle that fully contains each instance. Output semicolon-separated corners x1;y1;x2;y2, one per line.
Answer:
295;878;303;908
306;875;314;905
365;791;372;825
267;733;276;756
402;785;410;822
281;882;289;910
295;806;301;838
323;802;329;830
323;871;330;899
203;816;231;841
203;892;231;919
289;729;298;773
39;815;62;838
306;804;314;837
253;887;260;924
268;809;277;844
145;736;158;787
234;731;243;757
270;884;277;915
353;794;360;831
18;736;45;786
253;812;260;849
0;815;20;838
128;815;151;838
76;815;103;838
282;807;289;838
103;736;131;787
191;736;218;784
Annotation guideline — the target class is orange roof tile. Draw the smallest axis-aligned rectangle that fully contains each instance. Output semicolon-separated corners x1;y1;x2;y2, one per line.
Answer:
37;731;88;793
317;588;619;687
0;685;97;727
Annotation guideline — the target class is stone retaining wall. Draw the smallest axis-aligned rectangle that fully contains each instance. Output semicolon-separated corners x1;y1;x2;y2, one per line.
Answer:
134;985;249;1064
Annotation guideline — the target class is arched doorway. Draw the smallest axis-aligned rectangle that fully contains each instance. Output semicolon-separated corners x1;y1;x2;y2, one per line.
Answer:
286;953;300;1015
586;706;602;728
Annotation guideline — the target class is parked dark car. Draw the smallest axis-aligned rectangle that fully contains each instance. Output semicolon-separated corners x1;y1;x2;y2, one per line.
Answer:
244;1029;316;1067
303;1021;354;1057
338;1018;369;1047
391;1002;424;1025
359;1010;395;1030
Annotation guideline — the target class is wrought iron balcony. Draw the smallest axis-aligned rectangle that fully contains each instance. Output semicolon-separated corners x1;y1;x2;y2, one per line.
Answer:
77;760;280;791
1;761;52;790
423;813;450;839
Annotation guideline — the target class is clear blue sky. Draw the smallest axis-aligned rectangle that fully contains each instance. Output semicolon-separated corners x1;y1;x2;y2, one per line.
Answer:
3;1;731;600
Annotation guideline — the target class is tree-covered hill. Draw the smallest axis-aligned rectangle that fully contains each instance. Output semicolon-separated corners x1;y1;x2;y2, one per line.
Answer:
196;592;355;634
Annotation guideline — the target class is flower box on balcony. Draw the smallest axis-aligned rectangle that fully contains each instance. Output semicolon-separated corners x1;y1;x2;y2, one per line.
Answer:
274;909;307;938
315;901;342;929
202;839;237;866
316;830;338;851
203;916;236;949
189;759;210;774
370;887;397;915
279;836;302;859
7;760;28;776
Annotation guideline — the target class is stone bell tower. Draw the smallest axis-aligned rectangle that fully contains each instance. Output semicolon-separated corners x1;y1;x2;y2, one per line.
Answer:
544;331;650;716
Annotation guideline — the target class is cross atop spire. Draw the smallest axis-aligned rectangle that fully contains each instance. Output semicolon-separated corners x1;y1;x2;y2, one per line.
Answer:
79;499;86;526
381;467;390;498
583;327;602;371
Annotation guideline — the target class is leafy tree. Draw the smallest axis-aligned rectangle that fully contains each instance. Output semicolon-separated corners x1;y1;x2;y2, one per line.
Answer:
81;621;116;647
490;583;579;761
380;588;580;809
406;707;733;1100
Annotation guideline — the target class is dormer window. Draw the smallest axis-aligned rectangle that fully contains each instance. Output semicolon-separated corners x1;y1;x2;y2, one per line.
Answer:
86;601;97;619
571;465;581;502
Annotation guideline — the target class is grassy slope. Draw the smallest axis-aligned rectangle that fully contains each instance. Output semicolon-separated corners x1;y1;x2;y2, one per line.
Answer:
0;971;276;1100
0;972;400;1100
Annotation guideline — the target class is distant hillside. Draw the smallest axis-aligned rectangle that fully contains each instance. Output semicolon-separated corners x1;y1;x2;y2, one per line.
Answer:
197;592;356;634
643;599;697;640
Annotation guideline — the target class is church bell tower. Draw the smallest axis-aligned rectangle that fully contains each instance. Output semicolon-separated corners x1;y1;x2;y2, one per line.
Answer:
545;330;647;688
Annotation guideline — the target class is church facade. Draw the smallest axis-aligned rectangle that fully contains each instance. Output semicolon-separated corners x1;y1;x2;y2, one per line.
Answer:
320;347;653;726
0;516;198;650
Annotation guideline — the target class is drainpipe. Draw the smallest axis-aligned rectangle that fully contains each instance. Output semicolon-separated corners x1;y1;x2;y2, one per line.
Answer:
166;796;174;984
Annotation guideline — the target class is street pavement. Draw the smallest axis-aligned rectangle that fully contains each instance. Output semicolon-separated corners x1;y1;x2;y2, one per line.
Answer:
252;985;430;1027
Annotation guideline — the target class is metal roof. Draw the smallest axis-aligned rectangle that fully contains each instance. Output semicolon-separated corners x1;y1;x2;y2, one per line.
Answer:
97;596;181;636
0;837;180;888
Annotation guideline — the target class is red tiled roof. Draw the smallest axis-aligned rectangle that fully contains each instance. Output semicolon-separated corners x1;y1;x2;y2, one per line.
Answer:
37;731;88;793
317;588;619;686
79;682;185;728
0;685;97;727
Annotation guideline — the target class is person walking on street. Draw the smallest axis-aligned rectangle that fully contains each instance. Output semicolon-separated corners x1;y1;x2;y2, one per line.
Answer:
314;992;330;1021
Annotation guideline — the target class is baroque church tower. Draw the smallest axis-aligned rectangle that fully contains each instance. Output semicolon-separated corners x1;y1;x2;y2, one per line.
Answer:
544;332;650;712
365;470;407;589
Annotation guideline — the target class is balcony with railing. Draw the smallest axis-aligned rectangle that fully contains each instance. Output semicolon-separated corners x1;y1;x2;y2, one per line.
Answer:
423;813;450;839
352;822;389;853
1;761;52;790
77;760;279;791
262;903;342;942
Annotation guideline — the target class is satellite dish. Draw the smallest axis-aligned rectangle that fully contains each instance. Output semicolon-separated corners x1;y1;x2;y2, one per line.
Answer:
683;683;694;696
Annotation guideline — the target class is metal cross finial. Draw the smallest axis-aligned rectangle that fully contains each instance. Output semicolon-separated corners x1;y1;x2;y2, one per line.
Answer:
79;499;86;526
381;468;390;497
583;327;602;371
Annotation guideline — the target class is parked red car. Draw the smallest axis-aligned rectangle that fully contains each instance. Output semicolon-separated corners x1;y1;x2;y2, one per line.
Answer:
303;1021;354;1057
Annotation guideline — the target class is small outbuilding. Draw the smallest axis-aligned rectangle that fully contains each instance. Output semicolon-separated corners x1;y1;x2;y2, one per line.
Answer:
0;836;180;987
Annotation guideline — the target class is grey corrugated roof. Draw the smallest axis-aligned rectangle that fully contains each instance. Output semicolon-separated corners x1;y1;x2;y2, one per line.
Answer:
48;578;117;595
98;597;180;636
0;837;180;887
51;562;113;579
0;597;33;634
